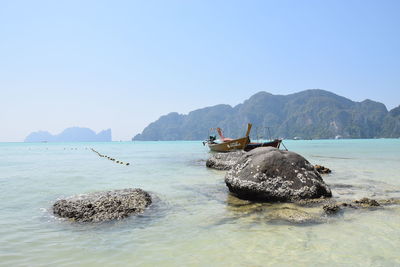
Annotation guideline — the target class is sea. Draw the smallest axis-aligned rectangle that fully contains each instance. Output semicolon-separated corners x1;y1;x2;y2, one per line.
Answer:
0;139;399;266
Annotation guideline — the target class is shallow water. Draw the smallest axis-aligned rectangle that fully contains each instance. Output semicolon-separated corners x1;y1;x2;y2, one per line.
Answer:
0;139;399;266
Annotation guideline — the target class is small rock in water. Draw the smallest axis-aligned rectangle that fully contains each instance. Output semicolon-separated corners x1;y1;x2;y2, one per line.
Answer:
53;188;152;222
126;163;130;166
314;165;332;174
323;203;341;215
354;198;380;207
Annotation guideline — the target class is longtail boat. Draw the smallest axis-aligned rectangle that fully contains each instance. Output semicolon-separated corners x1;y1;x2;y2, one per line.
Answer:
204;123;282;152
244;139;282;151
204;124;252;152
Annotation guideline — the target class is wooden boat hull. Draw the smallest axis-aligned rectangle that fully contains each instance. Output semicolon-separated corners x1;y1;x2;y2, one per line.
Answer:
244;139;282;151
208;137;250;152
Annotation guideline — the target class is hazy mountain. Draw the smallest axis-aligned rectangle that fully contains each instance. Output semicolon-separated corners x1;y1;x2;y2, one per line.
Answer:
25;127;112;142
133;89;400;140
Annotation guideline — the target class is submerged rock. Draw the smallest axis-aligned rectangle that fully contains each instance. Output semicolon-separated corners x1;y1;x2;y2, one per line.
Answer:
353;197;380;207
377;198;400;205
322;197;387;215
225;147;332;202
206;151;245;170
268;207;323;224
323;203;341;215
53;188;152;222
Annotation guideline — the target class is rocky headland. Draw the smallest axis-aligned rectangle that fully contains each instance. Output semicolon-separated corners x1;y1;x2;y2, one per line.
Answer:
133;90;400;141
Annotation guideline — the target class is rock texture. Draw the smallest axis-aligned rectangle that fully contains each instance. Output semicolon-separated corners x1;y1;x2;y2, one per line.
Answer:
53;188;152;222
206;151;245;170
225;147;332;202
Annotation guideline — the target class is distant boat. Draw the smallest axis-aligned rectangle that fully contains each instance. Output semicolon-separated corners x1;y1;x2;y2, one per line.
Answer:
203;123;282;152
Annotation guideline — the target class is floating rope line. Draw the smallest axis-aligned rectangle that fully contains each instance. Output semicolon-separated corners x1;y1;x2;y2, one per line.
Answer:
90;148;130;166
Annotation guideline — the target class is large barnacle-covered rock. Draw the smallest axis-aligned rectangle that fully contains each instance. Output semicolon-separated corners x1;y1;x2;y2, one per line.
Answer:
225;147;332;202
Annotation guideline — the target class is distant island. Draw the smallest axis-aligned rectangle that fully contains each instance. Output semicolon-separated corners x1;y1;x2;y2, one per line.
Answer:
133;89;400;141
25;127;112;142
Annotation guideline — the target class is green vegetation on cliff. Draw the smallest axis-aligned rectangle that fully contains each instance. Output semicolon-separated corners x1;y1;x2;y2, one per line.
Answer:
133;90;400;140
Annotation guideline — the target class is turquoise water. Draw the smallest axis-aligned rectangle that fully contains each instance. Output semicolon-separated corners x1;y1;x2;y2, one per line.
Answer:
0;140;400;266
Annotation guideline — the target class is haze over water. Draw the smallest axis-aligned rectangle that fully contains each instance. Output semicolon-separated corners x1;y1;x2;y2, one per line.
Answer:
1;139;399;266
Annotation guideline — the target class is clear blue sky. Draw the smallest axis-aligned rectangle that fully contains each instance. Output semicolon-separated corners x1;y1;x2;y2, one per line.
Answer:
1;0;399;142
